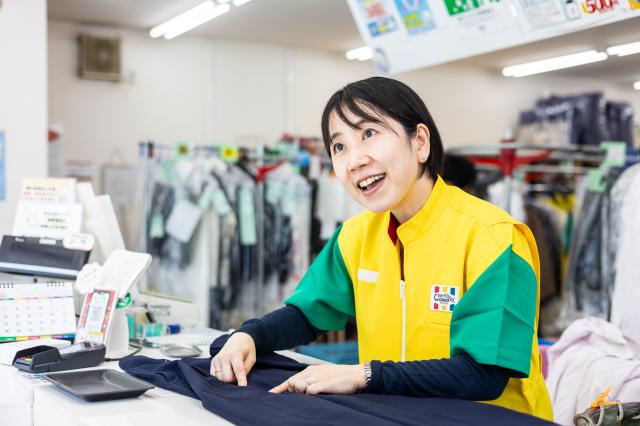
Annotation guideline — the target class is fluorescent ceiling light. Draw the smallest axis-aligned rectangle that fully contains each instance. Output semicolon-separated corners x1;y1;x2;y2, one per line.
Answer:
607;41;640;57
502;50;608;77
346;46;373;61
634;81;640;90
150;1;230;40
164;4;230;39
233;0;253;5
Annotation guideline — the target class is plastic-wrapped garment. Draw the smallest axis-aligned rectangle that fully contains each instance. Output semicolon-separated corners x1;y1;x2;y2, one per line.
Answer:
565;171;620;319
263;164;312;311
518;101;575;146
146;182;175;257
601;164;640;319
536;93;608;147
610;165;640;346
487;178;527;221
545;317;640;426
605;102;634;147
315;171;362;241
210;167;251;311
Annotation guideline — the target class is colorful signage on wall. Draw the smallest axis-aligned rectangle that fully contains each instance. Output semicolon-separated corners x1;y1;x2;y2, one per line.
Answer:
579;0;619;14
394;0;437;35
358;0;399;37
519;0;578;30
444;0;499;16
347;0;640;74
444;0;515;39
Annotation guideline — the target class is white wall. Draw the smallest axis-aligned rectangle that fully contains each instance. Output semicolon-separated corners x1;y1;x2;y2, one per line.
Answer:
48;21;212;173
0;0;48;235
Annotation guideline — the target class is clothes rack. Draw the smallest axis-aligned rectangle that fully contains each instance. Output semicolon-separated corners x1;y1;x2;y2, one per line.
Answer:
447;142;604;213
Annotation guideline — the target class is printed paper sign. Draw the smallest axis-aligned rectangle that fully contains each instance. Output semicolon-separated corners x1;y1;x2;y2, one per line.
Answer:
20;177;76;204
358;0;399;37
395;0;437;34
12;202;83;239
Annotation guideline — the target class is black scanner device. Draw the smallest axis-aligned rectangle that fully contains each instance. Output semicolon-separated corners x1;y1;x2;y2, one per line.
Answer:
13;342;106;373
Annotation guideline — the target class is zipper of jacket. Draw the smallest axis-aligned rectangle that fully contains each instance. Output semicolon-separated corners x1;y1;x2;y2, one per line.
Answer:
399;244;406;362
400;279;406;362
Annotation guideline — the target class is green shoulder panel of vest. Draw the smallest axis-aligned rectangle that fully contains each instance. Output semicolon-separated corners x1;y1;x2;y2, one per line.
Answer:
285;225;355;331
449;244;537;377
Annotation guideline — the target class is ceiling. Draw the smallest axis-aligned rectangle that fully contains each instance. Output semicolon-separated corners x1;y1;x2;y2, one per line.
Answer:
47;0;364;52
48;0;640;85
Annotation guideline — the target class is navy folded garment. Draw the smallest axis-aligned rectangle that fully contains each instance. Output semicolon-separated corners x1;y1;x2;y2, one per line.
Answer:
120;335;555;426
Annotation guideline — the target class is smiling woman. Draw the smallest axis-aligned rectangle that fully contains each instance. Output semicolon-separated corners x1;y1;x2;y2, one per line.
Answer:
320;77;442;223
210;76;554;422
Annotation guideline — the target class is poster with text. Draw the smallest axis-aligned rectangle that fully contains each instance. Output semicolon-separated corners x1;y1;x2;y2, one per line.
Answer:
358;0;399;37
394;0;438;35
519;0;573;30
443;0;515;39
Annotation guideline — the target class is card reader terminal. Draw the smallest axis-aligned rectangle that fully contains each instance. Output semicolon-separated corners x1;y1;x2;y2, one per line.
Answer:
13;342;106;373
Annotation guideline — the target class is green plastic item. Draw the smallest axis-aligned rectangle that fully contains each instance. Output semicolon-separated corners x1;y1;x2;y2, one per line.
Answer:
116;292;133;309
587;142;626;193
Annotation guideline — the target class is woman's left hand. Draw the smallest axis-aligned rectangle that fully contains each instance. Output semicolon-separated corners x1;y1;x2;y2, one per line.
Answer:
269;364;367;395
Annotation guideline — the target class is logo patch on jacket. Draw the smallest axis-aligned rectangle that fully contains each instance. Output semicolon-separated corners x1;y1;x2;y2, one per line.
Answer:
430;285;459;312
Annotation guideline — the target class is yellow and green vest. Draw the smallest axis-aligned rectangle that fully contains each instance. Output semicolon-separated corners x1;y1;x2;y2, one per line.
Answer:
286;177;553;420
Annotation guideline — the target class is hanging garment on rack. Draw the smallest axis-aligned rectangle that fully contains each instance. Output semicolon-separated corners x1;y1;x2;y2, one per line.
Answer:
487;179;527;221
545;317;640;426
120;336;553;426
601;164;640;315
566;191;605;317
527;194;574;337
147;182;176;258
609;164;640;346
285;175;312;298
518;100;575;146
605;101;634;147
210;165;254;312
315;170;362;241
538;93;608;147
565;171;621;320
525;202;562;305
263;163;312;311
518;93;609;147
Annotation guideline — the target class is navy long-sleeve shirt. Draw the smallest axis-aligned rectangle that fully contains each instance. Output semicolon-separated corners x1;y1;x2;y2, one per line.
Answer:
232;305;511;400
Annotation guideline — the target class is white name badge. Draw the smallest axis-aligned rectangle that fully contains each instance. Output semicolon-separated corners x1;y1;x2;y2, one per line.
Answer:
357;268;379;284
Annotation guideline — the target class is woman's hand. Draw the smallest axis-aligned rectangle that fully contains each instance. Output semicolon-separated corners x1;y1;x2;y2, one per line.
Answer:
210;332;256;386
269;364;367;395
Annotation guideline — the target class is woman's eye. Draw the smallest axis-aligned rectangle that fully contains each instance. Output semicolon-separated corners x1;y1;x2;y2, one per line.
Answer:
332;143;345;154
363;128;377;139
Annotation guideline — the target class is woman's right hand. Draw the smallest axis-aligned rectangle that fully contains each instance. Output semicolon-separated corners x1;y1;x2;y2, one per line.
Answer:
210;332;256;386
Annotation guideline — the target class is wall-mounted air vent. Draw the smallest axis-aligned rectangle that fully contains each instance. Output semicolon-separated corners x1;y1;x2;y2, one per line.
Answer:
78;34;121;82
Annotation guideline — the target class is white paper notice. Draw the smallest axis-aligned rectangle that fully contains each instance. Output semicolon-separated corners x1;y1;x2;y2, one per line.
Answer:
12;202;83;239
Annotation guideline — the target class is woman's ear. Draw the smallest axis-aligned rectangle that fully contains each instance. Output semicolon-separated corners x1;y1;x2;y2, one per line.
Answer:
415;123;431;163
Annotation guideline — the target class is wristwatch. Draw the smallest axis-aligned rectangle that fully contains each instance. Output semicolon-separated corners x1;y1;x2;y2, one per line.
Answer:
363;361;372;385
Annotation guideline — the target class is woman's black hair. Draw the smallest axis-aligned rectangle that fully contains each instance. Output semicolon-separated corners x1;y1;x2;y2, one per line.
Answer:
321;76;443;179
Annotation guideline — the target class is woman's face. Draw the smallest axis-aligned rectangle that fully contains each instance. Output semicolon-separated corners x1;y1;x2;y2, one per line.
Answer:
328;106;431;218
